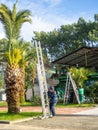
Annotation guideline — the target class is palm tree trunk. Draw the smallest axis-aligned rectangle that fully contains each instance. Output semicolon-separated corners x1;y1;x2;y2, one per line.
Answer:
5;88;20;113
4;64;21;113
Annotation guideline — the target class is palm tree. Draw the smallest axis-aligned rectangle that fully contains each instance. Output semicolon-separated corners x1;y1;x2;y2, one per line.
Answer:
68;67;91;88
68;67;93;102
25;60;37;101
17;39;36;103
0;2;32;113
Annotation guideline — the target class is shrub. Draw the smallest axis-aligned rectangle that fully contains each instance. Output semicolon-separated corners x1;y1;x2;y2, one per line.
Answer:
32;95;41;105
85;81;98;103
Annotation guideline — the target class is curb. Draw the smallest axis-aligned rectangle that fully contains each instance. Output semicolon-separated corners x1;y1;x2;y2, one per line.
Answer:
0;117;34;124
0;116;45;124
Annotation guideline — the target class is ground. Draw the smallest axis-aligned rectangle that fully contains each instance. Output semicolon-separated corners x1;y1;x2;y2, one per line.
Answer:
0;115;98;130
17;116;98;130
0;106;98;130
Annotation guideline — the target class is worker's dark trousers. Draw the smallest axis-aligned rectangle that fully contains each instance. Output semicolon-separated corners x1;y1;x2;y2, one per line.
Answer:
49;103;55;116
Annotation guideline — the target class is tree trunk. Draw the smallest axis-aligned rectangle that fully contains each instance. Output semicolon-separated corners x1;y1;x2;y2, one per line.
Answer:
32;79;35;101
19;67;25;103
6;87;20;113
4;64;21;113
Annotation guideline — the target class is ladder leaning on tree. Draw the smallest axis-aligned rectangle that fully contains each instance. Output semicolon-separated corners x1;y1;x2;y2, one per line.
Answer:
63;72;80;104
34;41;50;119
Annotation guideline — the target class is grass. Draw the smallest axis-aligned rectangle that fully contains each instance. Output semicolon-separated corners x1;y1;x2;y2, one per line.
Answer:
0;101;7;107
57;103;96;107
0;112;42;121
0;101;40;107
0;101;96;121
0;101;42;121
0;101;96;107
20;101;40;106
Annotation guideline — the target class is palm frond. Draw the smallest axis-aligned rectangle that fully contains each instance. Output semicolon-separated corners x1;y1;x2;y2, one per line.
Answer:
0;3;32;66
6;48;22;65
0;4;12;39
0;3;32;40
0;4;11;15
12;3;17;22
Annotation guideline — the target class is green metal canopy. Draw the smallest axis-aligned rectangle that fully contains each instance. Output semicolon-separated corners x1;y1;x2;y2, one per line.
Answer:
52;46;98;68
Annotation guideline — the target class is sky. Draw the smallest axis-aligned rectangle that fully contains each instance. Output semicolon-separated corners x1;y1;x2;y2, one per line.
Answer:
0;0;98;41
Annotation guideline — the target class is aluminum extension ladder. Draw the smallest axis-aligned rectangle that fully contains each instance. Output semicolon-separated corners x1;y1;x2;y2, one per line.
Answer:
34;41;50;118
63;72;80;104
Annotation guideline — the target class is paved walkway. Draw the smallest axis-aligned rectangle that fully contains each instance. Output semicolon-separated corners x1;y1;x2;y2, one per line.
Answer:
73;107;98;116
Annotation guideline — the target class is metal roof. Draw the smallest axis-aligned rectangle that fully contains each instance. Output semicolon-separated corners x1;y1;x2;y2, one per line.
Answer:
52;46;98;68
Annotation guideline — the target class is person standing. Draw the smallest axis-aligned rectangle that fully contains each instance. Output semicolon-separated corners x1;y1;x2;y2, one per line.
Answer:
48;87;58;117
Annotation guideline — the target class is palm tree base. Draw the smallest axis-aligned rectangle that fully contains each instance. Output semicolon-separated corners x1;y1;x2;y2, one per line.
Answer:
6;88;20;113
8;106;20;113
